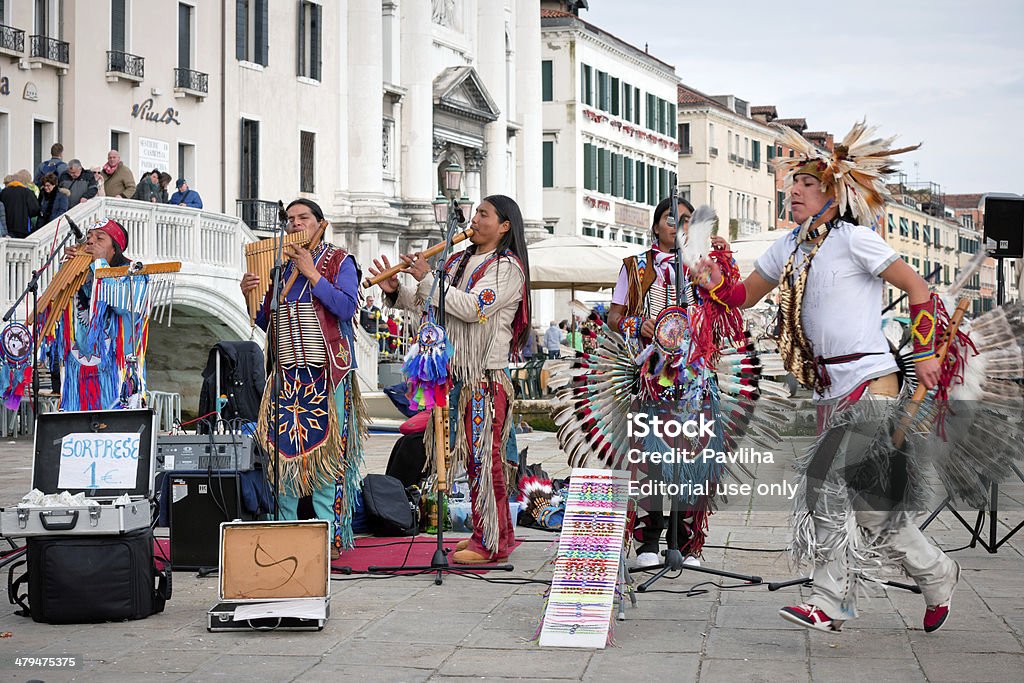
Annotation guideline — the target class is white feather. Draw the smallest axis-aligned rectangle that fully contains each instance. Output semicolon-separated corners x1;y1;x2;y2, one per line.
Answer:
682;204;716;269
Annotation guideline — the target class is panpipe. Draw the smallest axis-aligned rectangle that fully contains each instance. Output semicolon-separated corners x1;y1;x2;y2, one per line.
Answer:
243;221;327;324
362;227;475;288
95;261;182;279
28;254;92;339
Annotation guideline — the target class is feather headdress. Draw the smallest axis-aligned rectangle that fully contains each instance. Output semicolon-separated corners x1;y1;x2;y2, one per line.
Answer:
773;119;920;227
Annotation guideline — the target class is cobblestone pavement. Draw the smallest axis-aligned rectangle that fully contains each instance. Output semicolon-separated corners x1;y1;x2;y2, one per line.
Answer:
0;429;1021;682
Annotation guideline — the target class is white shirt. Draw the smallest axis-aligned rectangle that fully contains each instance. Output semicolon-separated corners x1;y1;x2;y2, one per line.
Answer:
755;221;899;403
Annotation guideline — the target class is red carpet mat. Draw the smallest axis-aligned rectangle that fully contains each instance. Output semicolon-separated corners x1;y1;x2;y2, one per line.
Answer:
153;536;520;573
334;536;521;573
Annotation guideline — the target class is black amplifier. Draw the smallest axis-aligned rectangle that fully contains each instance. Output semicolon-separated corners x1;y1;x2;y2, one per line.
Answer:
155;434;265;473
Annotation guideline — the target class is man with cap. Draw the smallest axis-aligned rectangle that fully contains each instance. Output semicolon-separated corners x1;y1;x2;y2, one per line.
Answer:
240;199;363;559
169;178;203;208
49;218;151;411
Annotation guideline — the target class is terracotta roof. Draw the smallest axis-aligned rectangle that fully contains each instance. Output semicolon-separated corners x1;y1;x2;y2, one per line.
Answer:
804;131;829;138
751;105;777;116
677;83;718;107
540;8;573;18
944;193;985;209
774;117;807;133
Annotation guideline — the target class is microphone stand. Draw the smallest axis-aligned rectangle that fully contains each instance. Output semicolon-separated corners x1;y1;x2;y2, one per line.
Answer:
636;187;762;592
267;204;288;523
369;194;514;584
3;217;82;417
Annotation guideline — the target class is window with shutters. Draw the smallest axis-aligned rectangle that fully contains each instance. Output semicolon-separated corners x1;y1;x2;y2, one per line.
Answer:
178;3;194;69
899;217;909;237
240;118;260;199
300;131;315;193
647;167;658;206
580;64;592;105
646;93;656;130
610;77;619;116
622;83;632;121
541;60;553;101
542;141;554;188
111;0;127;52
236;0;269;66
298;1;322;81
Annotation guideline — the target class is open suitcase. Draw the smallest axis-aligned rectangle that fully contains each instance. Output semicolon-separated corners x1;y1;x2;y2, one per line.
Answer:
0;409;157;536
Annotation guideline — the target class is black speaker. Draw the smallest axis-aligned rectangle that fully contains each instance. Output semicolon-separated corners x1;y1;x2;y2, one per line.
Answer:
169;473;254;571
984;196;1024;258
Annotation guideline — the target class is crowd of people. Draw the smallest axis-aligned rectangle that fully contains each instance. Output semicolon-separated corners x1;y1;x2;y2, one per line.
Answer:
0;143;203;238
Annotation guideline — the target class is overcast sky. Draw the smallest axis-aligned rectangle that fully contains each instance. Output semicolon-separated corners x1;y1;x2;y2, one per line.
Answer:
582;0;1023;195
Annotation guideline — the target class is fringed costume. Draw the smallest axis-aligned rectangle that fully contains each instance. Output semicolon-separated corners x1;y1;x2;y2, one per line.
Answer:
388;247;528;560
48;260;151;411
254;240;365;554
759;120;1024;631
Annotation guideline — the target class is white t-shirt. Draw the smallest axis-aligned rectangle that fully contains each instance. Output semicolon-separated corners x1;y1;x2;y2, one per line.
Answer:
754;221;899;403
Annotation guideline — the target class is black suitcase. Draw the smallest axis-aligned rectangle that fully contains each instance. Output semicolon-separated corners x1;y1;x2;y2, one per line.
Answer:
9;527;171;624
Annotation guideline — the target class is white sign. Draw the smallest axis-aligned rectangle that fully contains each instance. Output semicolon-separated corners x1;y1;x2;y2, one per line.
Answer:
57;432;141;490
138;136;170;175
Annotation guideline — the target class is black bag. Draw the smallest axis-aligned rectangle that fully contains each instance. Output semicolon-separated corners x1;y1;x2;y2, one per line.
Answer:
198;341;266;431
361;474;419;537
8;528;171;624
384;433;427;488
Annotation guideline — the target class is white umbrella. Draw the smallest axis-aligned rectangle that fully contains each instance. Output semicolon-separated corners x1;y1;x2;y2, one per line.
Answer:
528;235;635;291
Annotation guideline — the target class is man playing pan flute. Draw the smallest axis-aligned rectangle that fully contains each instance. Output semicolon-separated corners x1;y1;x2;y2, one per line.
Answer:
47;219;151;411
240;199;364;559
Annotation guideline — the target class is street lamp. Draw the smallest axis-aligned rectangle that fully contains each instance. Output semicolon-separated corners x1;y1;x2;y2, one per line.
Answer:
443;160;463;200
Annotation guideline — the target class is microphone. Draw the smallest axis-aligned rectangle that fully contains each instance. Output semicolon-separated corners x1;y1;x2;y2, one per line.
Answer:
277;200;287;230
66;216;84;242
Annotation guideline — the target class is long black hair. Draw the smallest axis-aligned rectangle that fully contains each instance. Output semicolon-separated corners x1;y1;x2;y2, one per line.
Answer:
451;194;532;355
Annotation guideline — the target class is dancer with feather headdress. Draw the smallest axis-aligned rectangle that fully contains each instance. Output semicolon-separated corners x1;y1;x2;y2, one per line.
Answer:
696;119;1024;634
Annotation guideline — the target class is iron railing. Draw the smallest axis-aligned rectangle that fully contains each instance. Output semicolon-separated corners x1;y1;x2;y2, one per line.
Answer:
174;67;209;94
29;35;69;64
0;24;25;53
237;199;280;233
107;50;145;79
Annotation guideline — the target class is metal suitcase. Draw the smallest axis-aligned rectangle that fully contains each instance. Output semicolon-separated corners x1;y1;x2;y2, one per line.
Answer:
0;409;157;538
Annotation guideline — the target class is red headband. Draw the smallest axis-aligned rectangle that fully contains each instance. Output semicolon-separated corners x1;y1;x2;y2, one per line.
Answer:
91;219;128;251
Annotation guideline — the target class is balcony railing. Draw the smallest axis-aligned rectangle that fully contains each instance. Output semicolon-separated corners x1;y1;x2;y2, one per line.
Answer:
0;24;25;55
237;199;281;234
174;67;209;95
106;50;145;80
709;146;718;157
29;34;69;64
679;145;693;156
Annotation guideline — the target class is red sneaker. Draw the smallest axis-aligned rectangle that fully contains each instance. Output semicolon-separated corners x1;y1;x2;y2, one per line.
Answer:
924;561;960;633
779;604;841;632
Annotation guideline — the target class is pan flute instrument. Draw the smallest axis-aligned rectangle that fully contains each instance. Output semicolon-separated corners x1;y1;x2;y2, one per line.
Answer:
28;253;92;339
28;255;182;339
243;221;327;324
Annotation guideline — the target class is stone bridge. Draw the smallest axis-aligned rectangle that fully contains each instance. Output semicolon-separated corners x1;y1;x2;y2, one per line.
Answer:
1;198;379;415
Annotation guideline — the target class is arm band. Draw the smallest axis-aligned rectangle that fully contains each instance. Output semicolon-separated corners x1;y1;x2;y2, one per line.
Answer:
709;281;746;310
908;295;938;362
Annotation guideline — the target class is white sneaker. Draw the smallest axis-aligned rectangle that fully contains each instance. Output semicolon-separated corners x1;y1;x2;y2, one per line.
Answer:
683;555;701;567
628;552;661;569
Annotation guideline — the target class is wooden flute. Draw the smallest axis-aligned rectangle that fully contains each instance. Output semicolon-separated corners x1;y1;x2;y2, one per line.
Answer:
362;227;474;287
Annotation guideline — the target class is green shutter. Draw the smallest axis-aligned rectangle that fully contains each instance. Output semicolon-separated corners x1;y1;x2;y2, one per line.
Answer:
636;161;645;204
583;143;593;190
611;77;620;116
542;141;554;188
542;60;553;101
624;156;633;201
